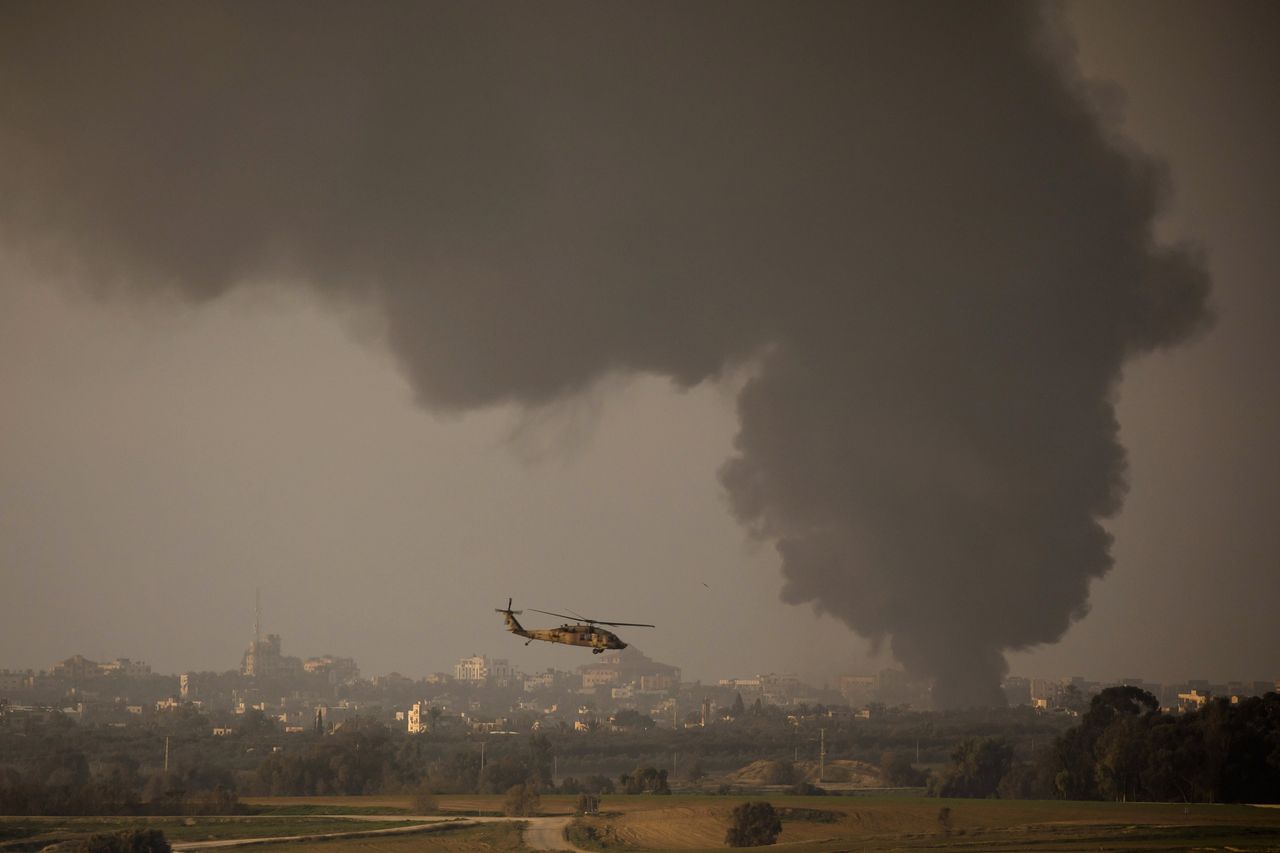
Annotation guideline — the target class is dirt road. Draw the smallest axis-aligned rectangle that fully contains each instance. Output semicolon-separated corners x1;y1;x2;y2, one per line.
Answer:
519;816;588;852
168;814;588;853
170;820;465;850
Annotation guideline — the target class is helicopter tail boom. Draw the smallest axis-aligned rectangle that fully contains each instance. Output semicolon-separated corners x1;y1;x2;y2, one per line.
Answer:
496;598;528;636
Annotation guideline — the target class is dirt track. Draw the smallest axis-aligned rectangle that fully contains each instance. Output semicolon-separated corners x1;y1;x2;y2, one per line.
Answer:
170;815;588;853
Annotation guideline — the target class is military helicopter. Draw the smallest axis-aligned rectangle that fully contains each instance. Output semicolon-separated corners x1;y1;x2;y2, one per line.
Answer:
496;599;653;654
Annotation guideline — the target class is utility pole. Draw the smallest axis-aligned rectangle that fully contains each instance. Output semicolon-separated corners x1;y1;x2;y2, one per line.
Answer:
819;728;826;783
164;736;170;772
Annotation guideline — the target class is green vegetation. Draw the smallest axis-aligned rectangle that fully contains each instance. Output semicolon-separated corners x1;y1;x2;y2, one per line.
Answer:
245;804;410;816
725;801;781;847
928;687;1280;803
501;782;540;816
42;828;170;853
215;822;526;853
0;816;425;848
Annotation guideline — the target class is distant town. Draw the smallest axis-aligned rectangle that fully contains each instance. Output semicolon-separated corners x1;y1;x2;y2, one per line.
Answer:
3;617;1275;735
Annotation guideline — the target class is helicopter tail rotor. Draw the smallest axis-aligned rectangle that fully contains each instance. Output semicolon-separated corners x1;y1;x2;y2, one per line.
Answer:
495;597;523;615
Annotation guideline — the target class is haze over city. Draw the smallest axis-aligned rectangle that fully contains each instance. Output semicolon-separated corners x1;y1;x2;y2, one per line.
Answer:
1;2;1276;703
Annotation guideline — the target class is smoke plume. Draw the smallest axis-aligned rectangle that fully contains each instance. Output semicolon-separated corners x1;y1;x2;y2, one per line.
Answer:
0;2;1210;706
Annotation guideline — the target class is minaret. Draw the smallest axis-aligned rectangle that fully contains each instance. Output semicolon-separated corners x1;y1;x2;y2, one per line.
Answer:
255;587;262;647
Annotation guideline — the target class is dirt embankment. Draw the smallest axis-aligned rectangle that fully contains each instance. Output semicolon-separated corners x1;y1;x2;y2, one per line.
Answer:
722;758;882;787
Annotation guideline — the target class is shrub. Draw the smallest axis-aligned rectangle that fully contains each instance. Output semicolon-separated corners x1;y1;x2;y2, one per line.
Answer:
725;800;782;847
582;774;615;795
49;829;171;853
410;781;437;814
503;782;541;817
787;781;826;796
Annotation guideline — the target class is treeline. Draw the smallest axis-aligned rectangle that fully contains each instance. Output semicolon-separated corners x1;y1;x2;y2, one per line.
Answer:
255;724;557;795
932;688;1280;803
0;753;239;816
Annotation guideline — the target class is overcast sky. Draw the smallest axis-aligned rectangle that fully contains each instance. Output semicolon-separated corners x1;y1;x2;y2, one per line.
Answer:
0;2;1276;690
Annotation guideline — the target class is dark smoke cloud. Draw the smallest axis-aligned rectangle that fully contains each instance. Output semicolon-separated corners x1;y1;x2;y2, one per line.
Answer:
0;2;1209;706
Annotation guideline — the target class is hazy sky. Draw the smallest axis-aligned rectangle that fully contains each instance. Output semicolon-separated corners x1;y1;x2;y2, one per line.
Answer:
1;2;1276;691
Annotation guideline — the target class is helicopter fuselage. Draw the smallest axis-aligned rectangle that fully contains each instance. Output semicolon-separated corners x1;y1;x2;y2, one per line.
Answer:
524;623;625;652
499;607;629;654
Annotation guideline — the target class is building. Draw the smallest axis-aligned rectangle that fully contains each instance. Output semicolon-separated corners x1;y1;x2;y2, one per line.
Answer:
453;655;513;685
839;675;877;706
0;671;29;692
578;647;680;693
242;633;303;678
407;701;434;734
52;655;100;680
304;655;360;684
100;658;151;677
1177;689;1209;711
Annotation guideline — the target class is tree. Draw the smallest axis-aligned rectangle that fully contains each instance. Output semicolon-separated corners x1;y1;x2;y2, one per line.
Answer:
929;738;1013;798
583;774;615;795
725;801;782;847
730;693;746;719
879;751;926;787
611;709;656;731
503;782;540;817
410;781;437;814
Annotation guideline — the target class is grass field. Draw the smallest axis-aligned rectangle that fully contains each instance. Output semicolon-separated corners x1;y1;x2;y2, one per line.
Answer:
570;794;1280;851
0;816;425;848
8;795;1279;852
245;794;582;817
197;822;527;853
242;794;1280;850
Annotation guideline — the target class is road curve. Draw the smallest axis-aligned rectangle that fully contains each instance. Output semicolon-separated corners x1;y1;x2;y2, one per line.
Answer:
520;816;588;852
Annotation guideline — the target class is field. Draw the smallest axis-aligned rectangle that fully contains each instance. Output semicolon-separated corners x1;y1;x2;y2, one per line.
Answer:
0;816;428;848
568;794;1280;851
243;794;1280;851
208;822;527;853
5;796;1280;852
246;794;582;817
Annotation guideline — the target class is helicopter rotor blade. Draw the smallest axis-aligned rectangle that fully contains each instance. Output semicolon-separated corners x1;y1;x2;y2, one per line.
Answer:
531;608;586;622
530;608;654;628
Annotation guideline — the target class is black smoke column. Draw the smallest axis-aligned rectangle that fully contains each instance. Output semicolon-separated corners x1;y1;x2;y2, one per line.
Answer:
0;2;1210;707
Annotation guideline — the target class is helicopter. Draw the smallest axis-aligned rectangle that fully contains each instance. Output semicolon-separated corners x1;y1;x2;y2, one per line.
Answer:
496;599;653;654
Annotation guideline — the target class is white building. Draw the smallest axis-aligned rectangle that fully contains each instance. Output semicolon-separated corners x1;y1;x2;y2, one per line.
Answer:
453;655;513;685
